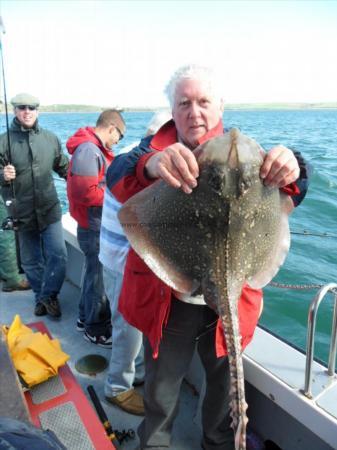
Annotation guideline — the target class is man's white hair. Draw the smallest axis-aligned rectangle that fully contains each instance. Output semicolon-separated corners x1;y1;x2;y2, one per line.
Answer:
164;64;224;109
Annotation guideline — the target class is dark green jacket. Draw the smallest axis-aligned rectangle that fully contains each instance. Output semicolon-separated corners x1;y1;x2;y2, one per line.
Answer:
0;118;69;231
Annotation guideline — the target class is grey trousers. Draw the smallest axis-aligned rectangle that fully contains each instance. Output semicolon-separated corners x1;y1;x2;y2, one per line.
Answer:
138;298;234;450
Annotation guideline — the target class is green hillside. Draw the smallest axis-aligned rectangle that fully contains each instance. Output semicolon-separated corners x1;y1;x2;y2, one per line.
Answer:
1;102;337;113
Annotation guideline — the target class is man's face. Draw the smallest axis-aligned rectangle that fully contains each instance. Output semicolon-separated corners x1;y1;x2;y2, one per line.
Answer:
106;126;122;149
14;105;38;128
172;78;223;149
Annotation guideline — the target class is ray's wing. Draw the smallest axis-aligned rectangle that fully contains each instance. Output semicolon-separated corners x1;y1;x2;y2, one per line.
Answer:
118;180;199;294
246;193;292;289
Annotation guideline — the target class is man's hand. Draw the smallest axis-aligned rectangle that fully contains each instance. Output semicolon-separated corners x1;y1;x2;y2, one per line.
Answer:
3;164;16;181
260;145;300;188
145;143;199;194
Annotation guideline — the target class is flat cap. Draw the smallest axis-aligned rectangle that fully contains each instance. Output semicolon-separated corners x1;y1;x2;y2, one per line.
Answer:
11;93;40;107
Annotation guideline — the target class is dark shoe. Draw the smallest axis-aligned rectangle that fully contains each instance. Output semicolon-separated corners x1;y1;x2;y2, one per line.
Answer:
105;389;144;415
34;302;47;316
76;318;85;332
40;296;62;318
2;279;31;292
83;330;112;348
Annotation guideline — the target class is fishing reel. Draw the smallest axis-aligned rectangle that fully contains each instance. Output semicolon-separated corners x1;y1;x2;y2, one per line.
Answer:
1;215;18;231
113;428;135;444
1;199;19;231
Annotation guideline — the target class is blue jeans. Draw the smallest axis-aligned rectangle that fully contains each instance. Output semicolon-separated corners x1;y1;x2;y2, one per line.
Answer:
77;226;111;336
18;220;67;303
103;266;144;396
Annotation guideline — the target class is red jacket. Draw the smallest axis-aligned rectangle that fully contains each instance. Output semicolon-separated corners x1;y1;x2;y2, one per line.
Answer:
66;127;114;229
108;120;303;358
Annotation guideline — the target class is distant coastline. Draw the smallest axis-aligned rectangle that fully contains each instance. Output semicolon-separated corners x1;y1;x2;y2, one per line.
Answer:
1;102;337;113
223;102;337;111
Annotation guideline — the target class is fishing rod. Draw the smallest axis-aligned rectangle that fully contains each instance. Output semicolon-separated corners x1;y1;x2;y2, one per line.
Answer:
291;230;337;239
86;385;122;448
0;16;18;232
0;18;11;165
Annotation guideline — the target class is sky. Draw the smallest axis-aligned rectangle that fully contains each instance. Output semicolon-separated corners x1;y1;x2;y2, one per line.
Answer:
0;0;337;108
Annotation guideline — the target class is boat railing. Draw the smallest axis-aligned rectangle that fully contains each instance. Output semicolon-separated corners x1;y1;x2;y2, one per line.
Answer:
303;282;337;399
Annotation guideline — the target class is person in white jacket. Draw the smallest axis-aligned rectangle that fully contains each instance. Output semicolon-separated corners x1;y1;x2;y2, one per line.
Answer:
99;111;171;415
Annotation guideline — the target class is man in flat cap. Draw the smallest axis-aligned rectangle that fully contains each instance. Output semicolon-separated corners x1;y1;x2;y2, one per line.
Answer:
66;109;125;347
0;92;69;318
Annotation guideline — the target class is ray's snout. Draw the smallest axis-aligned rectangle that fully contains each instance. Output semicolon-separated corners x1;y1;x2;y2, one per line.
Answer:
227;129;240;169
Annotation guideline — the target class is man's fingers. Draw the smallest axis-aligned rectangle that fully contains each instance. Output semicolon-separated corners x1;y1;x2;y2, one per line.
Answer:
170;149;198;189
263;153;292;185
145;143;199;193
175;146;199;179
159;161;195;194
159;165;183;189
281;167;300;187
261;146;300;187
4;165;16;181
265;166;299;188
260;146;284;179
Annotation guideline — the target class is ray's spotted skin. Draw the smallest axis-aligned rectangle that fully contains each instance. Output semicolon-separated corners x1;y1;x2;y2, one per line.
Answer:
119;129;292;450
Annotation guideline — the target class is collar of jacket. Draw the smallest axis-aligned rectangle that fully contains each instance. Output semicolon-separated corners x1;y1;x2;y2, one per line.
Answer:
12;117;39;133
66;126;113;160
149;119;224;151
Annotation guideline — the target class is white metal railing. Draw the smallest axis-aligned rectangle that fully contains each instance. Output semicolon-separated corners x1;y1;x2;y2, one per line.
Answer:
303;283;337;399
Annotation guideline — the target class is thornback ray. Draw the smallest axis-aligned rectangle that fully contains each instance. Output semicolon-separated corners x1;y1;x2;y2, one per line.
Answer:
118;128;292;450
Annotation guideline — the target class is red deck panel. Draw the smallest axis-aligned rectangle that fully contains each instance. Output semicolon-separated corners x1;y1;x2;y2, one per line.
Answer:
24;321;115;450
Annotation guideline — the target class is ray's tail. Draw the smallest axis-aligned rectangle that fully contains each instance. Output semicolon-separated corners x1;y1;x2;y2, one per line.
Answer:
219;308;248;450
203;243;248;450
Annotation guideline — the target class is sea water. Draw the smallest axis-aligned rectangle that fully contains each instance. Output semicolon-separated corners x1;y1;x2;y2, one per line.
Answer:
3;109;337;366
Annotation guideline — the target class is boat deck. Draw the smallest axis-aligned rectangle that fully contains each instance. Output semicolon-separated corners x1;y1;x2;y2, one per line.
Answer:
0;281;201;450
1;214;336;450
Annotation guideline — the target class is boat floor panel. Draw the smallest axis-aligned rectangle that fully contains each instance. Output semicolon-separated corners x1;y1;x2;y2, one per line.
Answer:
30;371;67;404
39;401;95;450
